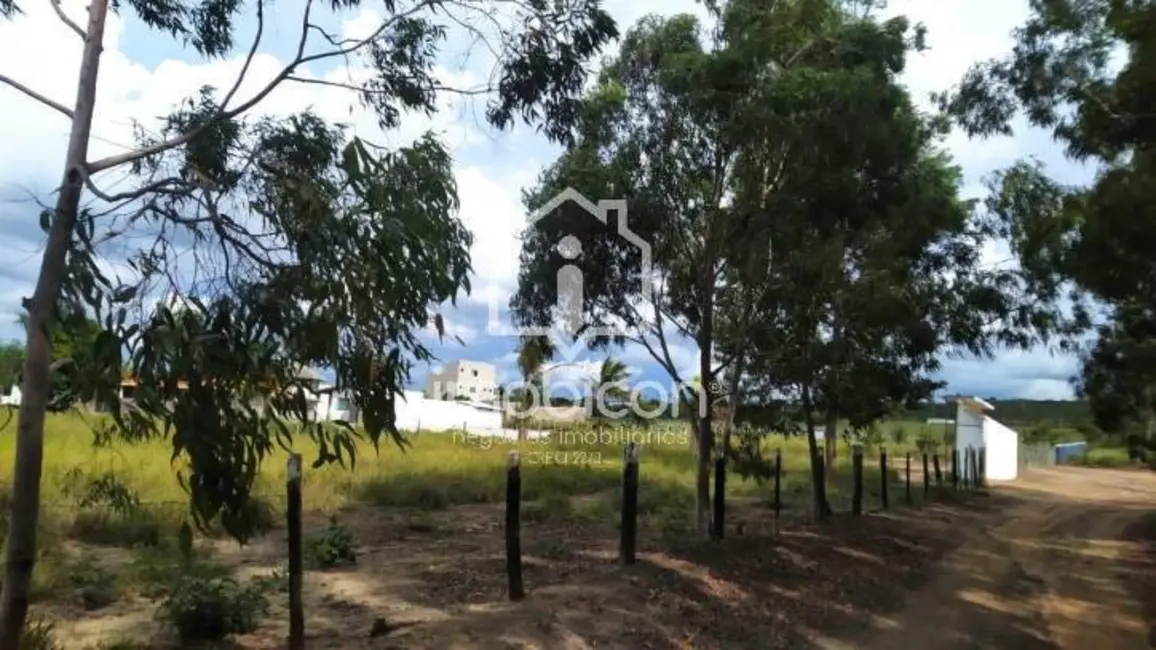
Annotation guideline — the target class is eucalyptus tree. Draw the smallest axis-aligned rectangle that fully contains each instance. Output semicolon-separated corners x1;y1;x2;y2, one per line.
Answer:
937;0;1153;438
704;1;1034;519
513;0;966;532
0;0;617;642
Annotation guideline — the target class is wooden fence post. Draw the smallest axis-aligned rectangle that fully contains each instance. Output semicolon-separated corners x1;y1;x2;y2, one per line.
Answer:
880;447;889;509
620;443;639;565
772;448;782;534
287;454;304;650
506;451;524;600
852;445;863;516
952;449;960;490
922;452;930;495
978;447;987;487
905;452;912;505
933;453;943;487
713;450;726;540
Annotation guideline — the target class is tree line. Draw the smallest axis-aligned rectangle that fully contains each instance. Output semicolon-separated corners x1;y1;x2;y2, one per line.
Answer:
0;0;1151;644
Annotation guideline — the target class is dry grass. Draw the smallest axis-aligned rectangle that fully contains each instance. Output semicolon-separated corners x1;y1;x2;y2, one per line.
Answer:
0;411;959;649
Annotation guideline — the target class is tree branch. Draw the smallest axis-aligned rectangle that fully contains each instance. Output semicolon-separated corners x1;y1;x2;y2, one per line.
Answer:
86;0;435;175
220;0;266;111
49;0;85;38
0;73;73;118
285;74;492;96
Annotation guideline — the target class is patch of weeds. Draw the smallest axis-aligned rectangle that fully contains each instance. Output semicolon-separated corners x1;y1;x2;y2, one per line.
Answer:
123;545;230;599
522;493;573;524
206;495;279;539
651;509;694;546
20;615;61;650
356;472;503;510
404;512;440;533
41;553;119;611
155;575;271;642
304;518;357;569
61;469;167;548
257;566;290;594
69;510;164;548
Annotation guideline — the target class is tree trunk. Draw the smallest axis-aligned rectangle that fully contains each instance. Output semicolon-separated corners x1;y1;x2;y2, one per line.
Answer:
824;409;838;485
696;411;713;536
721;355;743;457
802;383;832;521
0;2;110;646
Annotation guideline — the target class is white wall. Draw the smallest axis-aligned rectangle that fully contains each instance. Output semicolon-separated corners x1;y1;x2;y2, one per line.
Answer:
982;416;1019;480
0;384;19;406
954;399;1020;482
396;390;502;432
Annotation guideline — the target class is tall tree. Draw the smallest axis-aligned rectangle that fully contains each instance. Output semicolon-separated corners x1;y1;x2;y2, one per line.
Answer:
936;0;1150;439
0;0;617;642
513;0;956;531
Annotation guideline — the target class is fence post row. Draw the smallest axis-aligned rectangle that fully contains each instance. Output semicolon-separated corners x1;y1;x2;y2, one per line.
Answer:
772;448;782;534
879;447;889;510
852;445;864;516
713;450;726;540
905;451;912;506
287;454;304;650
620;443;639;565
978;447;987;487
505;451;525;601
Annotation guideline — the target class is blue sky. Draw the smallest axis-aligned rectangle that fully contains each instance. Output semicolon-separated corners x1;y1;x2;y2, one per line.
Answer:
0;0;1095;400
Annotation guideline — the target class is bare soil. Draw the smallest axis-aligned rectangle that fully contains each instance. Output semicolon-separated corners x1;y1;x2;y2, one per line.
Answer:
46;467;1156;649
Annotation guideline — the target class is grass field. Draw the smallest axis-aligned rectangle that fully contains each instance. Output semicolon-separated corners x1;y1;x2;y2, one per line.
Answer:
0;411;964;649
0;412;949;519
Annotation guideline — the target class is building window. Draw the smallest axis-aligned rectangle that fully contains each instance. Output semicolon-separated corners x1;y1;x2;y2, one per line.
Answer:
473;369;478;377
469;386;476;393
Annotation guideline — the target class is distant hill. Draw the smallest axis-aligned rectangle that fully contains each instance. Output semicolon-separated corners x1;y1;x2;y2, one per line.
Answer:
904;399;1090;426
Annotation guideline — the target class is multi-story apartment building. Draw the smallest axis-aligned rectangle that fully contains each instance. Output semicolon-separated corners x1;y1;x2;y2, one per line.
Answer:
424;360;498;402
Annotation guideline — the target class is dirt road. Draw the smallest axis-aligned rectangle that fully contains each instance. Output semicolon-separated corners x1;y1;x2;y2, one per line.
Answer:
846;467;1156;650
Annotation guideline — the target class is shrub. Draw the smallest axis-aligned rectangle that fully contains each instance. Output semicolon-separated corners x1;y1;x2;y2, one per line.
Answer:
1068;447;1132;468
304;518;357;569
155;576;270;641
63;554;119;611
20;615;61;650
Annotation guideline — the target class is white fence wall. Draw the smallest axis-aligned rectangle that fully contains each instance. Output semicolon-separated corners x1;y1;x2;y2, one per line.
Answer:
395;391;503;432
982;416;1020;480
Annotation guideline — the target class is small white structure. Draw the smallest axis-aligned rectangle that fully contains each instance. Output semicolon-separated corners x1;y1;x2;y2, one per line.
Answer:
425;360;498;402
0;384;19;406
951;395;1020;481
311;384;358;422
396;390;503;432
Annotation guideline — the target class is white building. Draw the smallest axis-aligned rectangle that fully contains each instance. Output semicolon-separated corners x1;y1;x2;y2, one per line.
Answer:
951;395;1020;481
424;360;498;402
0;384;19;406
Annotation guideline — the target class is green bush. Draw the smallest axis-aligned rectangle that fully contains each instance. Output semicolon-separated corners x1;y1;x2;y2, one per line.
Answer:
20;616;61;650
1068;447;1132;468
155;576;270;641
304;518;357;569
